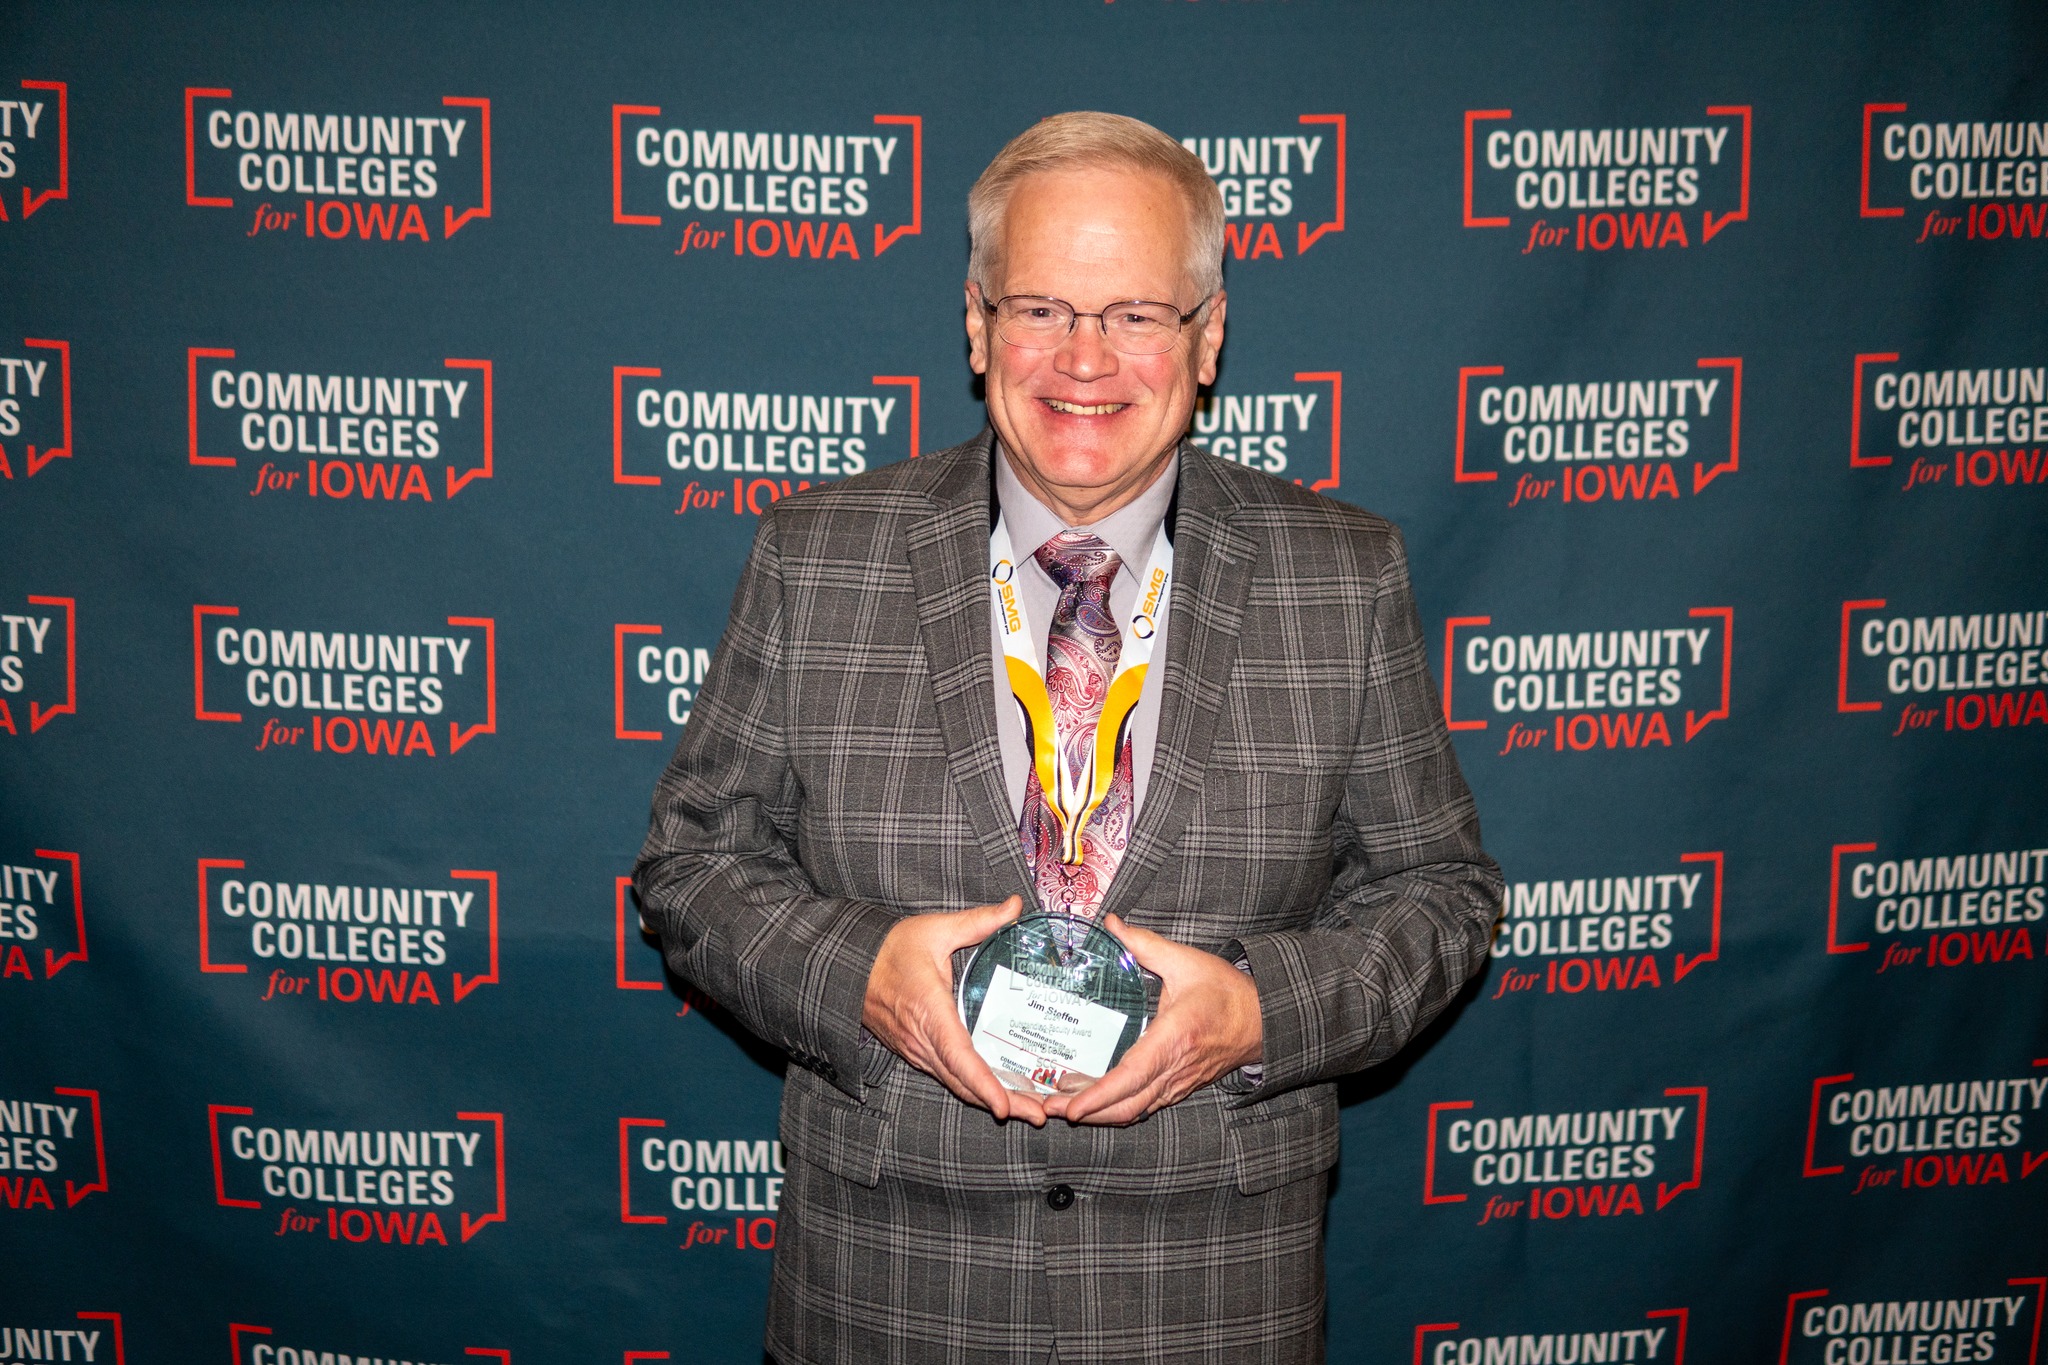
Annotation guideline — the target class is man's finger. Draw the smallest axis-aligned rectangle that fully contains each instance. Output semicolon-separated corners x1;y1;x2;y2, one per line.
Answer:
1069;1063;1176;1126
933;999;1048;1125
1101;913;1179;974
949;893;1025;947
1053;1034;1167;1123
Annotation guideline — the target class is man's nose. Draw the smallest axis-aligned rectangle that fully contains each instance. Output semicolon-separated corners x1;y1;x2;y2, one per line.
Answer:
1054;317;1120;381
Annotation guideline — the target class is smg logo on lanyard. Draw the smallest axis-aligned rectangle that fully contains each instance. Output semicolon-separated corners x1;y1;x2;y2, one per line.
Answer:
990;518;1173;864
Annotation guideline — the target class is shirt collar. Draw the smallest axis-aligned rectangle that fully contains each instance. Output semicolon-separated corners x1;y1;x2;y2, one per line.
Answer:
993;440;1179;577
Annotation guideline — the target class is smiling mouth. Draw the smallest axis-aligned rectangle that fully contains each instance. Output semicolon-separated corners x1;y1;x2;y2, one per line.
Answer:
1042;398;1127;416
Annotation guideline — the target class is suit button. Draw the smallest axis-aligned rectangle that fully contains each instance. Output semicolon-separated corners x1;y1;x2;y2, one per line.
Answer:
1045;1184;1074;1211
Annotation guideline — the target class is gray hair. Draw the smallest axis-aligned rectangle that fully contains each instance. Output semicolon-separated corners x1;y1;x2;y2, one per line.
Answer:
967;111;1224;303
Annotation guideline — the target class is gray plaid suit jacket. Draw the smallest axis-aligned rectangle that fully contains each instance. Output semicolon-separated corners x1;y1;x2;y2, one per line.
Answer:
635;432;1501;1365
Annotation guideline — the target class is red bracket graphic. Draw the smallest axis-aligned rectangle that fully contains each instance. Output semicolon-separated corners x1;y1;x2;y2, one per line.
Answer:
613;104;663;225
75;1312;122;1365
36;848;86;977
1850;353;1900;467
1692;357;1741;493
447;616;496;752
1673;851;1722;981
1462;110;1512;228
1441;617;1491;731
1289;371;1342;492
444;358;494;497
464;1352;513;1365
617;875;664;990
184;88;233;207
1777;1290;1832;1365
1802;1074;1853;1176
188;347;238;466
451;869;499;1001
1297;114;1346;253
1454;366;1503;483
872;375;920;460
18;80;69;218
615;624;665;741
614;366;663;485
872;115;922;255
22;337;71;475
230;1323;273;1363
193;604;242;721
620;1116;668;1223
1837;599;1886;713
1861;103;1908;218
2011;1276;2047;1365
1411;1324;1459;1365
1827;843;1876;954
1701;107;1751;242
1422;1100;1473;1203
1654;1086;1707;1209
209;1104;260;1206
457;1111;506;1241
442;97;492;237
1647;1308;1690;1365
1683;606;1732;742
198;858;248;973
27;594;75;731
53;1086;106;1206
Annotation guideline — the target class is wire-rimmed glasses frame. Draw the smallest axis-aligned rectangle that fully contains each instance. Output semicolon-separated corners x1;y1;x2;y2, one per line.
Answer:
981;293;1212;355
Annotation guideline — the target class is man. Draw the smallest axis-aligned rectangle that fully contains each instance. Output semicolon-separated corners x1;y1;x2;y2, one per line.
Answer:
634;112;1501;1365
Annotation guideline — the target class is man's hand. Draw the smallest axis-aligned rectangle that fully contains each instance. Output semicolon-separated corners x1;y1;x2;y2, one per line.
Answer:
1041;914;1263;1126
862;895;1048;1126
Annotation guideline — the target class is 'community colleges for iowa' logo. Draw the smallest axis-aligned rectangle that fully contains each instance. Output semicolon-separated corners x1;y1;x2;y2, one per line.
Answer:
184;89;490;241
1465;105;1749;253
1860;105;2048;244
612;109;920;261
187;348;493;501
198;856;499;1005
1416;1308;1689;1365
0;79;68;222
613;365;919;518
0;845;84;981
0;336;72;479
208;1105;505;1245
1176;115;1346;260
1777;1278;2045;1365
1837;600;2048;737
193;607;495;757
0;591;76;735
1803;1060;2048;1195
1456;357;1740;505
1849;354;2047;490
1425;1086;1707;1225
1;1084;107;1210
1444;608;1733;755
1827;838;2043;974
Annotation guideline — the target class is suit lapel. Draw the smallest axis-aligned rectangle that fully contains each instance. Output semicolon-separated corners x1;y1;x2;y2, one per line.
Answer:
1098;446;1255;922
903;434;1037;898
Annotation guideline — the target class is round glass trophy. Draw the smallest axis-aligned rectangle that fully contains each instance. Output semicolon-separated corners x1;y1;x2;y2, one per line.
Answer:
957;914;1152;1095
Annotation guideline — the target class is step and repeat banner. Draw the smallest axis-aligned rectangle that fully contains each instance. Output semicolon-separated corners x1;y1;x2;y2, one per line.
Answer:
6;1;2045;1360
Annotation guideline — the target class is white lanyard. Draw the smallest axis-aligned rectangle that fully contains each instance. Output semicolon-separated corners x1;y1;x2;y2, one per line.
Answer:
990;517;1173;863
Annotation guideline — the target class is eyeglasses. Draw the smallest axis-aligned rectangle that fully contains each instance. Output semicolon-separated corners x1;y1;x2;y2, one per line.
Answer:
983;294;1208;355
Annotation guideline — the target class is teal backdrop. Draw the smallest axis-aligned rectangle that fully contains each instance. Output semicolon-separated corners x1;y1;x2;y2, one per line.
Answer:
5;1;2047;1361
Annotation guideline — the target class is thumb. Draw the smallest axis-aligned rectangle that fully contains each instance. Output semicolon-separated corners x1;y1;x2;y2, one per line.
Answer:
1101;913;1175;972
953;893;1026;943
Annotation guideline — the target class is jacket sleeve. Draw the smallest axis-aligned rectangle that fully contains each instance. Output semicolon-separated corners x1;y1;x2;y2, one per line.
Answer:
1226;529;1502;1099
632;511;901;1101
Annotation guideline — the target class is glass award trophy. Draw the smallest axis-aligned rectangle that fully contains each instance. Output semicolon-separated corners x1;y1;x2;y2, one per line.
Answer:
957;914;1153;1095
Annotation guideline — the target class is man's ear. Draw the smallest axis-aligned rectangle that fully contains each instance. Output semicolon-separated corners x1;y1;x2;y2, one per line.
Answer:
965;280;989;376
1196;290;1227;387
